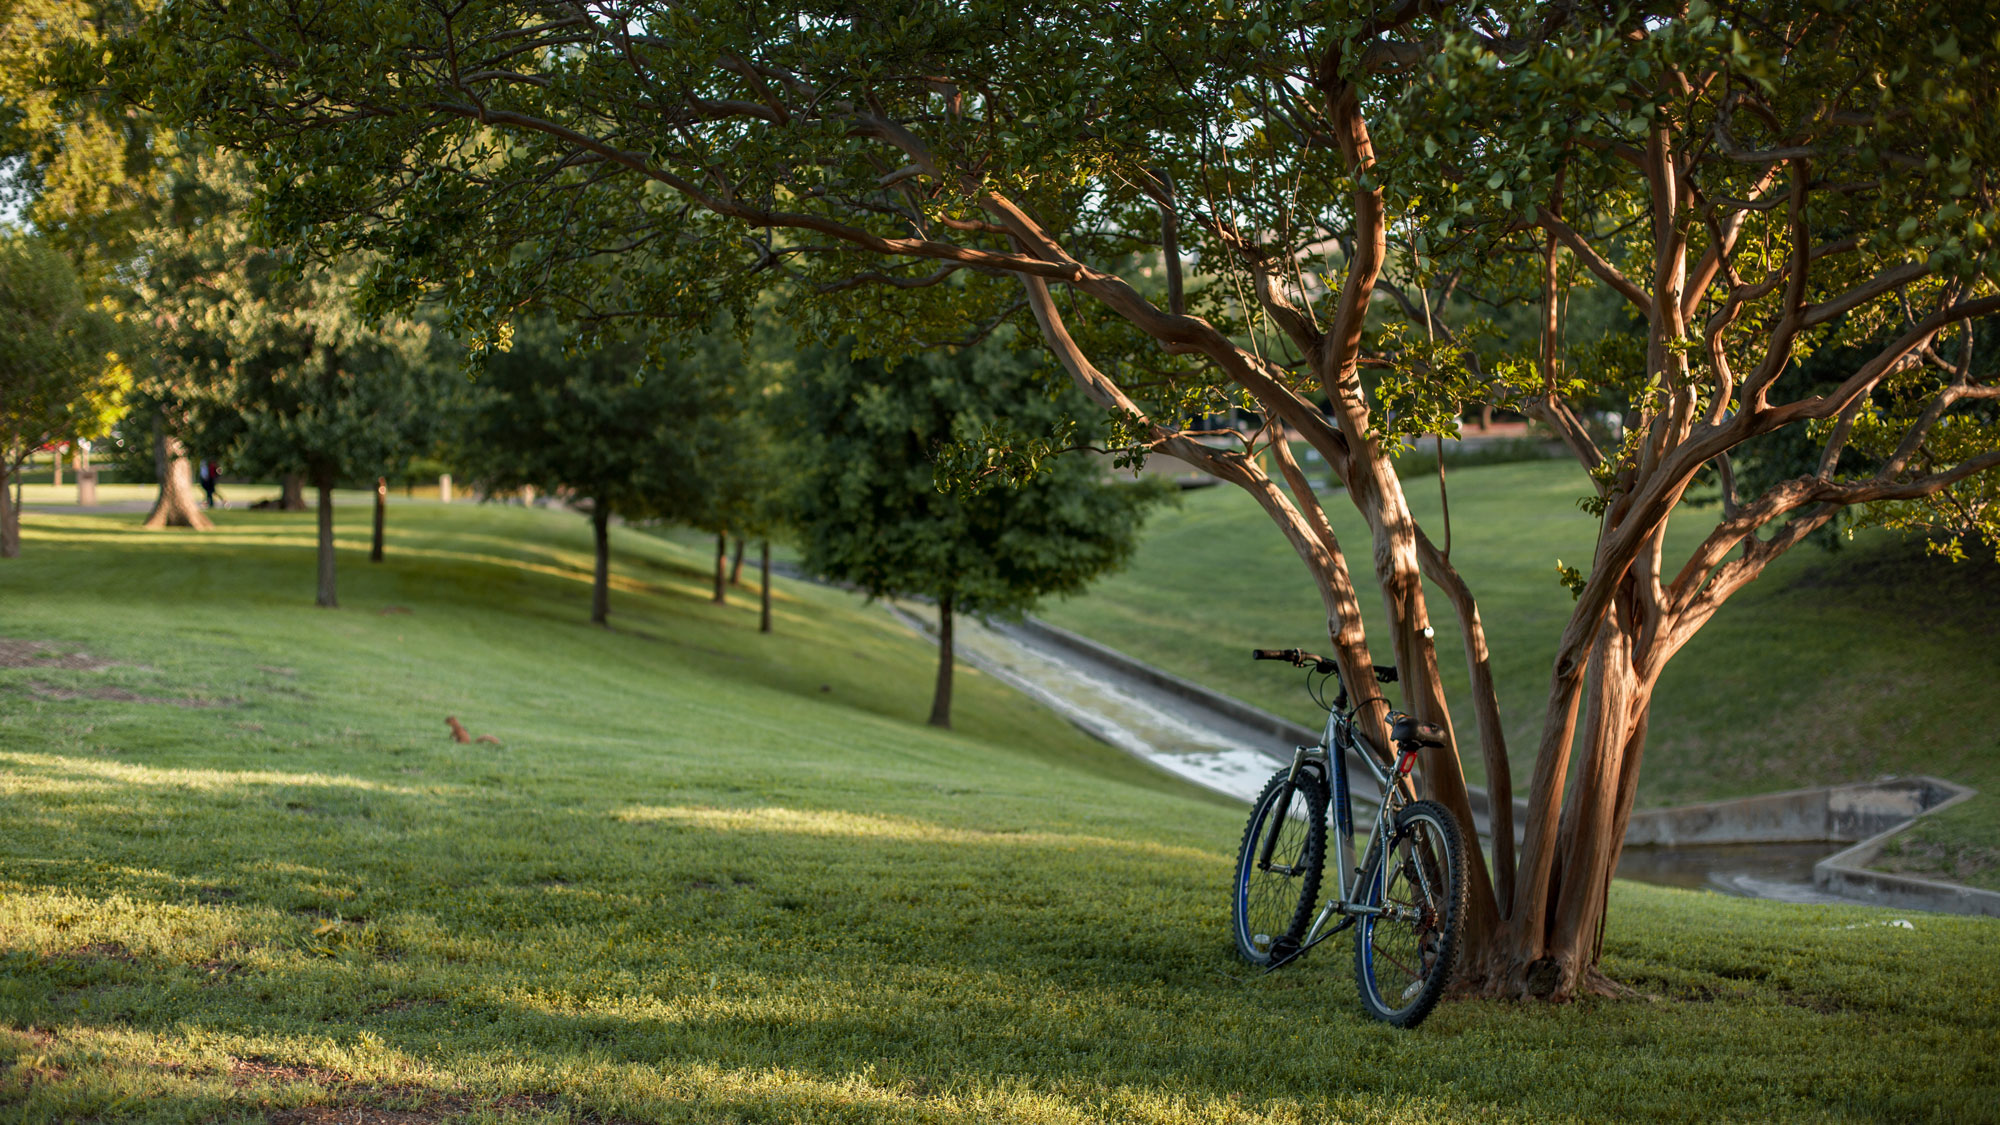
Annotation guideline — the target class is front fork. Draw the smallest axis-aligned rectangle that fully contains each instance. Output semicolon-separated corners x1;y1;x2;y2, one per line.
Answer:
1257;745;1323;872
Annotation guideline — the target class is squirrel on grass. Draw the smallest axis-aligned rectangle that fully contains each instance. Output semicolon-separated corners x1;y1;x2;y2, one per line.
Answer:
446;716;501;745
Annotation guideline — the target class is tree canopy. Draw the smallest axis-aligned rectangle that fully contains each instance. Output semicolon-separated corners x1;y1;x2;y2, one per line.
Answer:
135;151;444;602
0;229;127;557
785;338;1168;726
453;314;744;625
134;0;2000;999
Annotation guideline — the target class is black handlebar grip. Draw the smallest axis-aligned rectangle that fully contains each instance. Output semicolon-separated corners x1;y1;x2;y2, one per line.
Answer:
1373;664;1399;683
1251;648;1296;661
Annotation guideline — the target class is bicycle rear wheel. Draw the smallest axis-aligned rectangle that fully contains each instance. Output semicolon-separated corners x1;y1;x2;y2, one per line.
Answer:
1231;766;1328;966
1353;799;1466;1027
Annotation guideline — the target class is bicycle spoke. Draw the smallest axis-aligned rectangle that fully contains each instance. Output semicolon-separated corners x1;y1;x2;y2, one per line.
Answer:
1352;801;1466;1028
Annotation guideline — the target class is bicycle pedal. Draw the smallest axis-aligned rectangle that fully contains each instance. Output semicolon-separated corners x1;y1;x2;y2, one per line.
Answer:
1268;936;1301;964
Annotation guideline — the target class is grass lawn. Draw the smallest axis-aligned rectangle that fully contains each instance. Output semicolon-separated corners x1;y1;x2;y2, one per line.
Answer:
2;497;1997;1123
1038;461;2000;888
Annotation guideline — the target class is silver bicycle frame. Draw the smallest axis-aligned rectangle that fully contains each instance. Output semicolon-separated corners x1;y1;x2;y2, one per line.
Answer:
1301;708;1403;942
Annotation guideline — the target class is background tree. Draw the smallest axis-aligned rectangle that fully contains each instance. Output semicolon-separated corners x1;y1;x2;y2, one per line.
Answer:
784;339;1168;728
452;315;741;627
147;0;2000;998
689;324;794;621
0;230;126;557
4;0;179;522
1;0;159;278
136;152;439;605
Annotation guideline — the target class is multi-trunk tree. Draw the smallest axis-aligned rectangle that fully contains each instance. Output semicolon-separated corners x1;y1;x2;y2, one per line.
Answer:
145;0;2000;999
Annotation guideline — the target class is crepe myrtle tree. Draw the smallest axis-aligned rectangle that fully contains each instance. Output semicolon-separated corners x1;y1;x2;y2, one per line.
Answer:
451;314;741;627
783;338;1168;728
139;0;2000;998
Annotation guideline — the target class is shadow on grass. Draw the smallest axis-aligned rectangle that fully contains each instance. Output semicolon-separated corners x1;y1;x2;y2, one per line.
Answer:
9;752;1998;1124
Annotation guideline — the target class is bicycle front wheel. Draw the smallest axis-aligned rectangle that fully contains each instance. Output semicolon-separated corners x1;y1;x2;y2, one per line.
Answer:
1353;799;1467;1027
1231;766;1328;966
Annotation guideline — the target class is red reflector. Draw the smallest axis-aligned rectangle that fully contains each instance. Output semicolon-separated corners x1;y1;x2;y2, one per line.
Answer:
1396;750;1419;776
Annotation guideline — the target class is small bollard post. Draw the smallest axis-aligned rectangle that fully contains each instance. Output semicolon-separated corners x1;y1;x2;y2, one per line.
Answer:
76;468;98;506
439;473;453;504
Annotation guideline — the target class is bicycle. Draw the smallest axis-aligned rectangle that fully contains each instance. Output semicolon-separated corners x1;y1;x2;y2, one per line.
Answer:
1230;647;1469;1029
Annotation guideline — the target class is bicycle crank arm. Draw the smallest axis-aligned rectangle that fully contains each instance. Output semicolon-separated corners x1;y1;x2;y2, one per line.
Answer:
1260;916;1354;974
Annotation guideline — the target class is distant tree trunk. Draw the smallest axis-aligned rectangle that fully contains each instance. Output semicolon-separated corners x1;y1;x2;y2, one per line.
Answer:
50;447;61;487
928;593;954;729
314;468;338;608
712;531;727;604
281;473;308;510
370;477;386;562
758;539;772;634
142;421;214;531
591;501;611;626
1;453;18;559
729;535;747;585
1479;403;1493;432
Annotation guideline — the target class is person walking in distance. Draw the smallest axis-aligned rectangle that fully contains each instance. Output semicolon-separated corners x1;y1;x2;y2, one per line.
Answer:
198;460;219;508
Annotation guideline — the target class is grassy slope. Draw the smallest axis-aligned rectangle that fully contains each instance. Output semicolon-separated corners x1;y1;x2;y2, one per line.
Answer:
1038;461;2000;886
0;499;1995;1123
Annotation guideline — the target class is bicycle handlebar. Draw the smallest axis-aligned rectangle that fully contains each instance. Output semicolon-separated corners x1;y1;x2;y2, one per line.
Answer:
1251;648;1399;683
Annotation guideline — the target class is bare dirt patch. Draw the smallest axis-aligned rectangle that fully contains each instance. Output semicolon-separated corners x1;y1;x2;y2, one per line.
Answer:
233;1056;350;1089
0;639;117;671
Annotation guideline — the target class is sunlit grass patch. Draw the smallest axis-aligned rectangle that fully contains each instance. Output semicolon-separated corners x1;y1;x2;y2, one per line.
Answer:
2;497;1995;1123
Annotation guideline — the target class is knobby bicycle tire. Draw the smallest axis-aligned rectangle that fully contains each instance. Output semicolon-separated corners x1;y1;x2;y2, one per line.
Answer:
1232;766;1329;966
1353;799;1467;1028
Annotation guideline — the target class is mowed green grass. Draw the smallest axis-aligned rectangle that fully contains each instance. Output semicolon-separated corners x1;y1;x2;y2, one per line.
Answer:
2;498;1997;1123
1039;461;2000;886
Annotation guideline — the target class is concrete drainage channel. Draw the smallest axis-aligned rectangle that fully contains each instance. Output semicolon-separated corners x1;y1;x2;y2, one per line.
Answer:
1623;777;1998;915
888;603;1996;917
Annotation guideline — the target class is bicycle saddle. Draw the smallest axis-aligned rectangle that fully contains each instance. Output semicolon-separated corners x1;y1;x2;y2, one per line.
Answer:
1391;714;1447;749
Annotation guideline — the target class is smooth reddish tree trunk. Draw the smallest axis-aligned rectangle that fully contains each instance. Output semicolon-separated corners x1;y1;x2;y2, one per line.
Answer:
370;477;386;562
591;502;611;626
927;594;954;729
314;469;338;608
